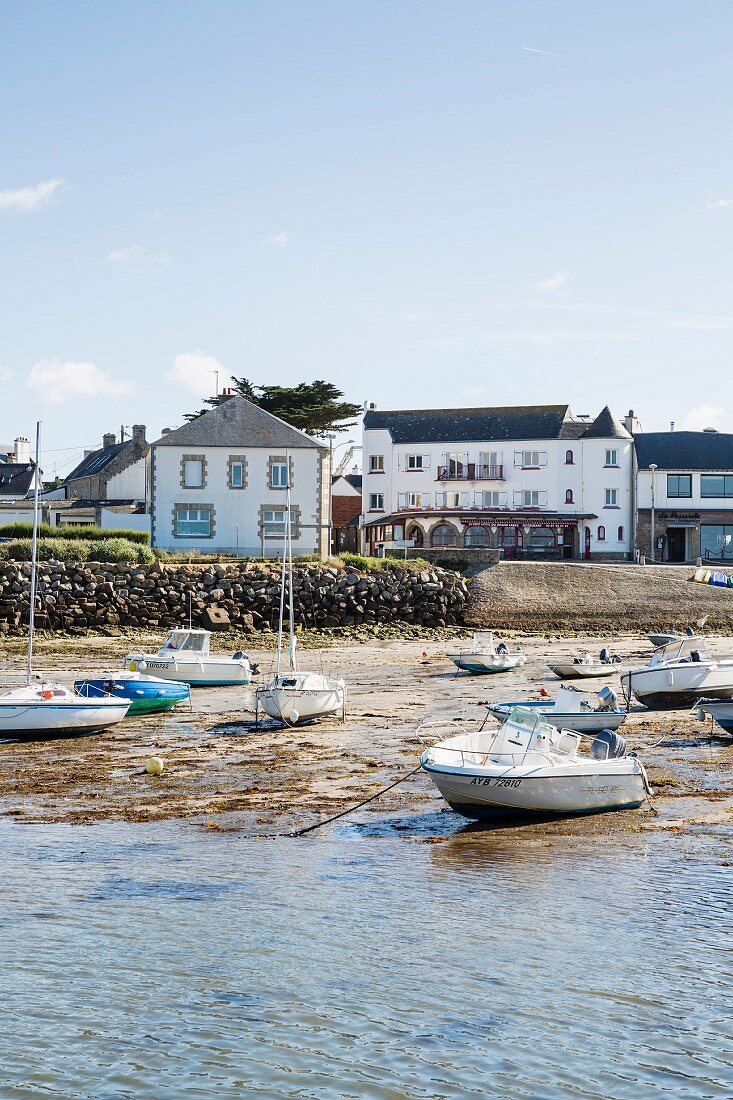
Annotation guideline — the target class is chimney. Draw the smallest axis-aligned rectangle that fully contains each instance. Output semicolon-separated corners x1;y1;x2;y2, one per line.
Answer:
161;428;172;436
13;437;30;464
670;421;675;432
132;424;146;444
219;388;234;401
103;432;116;449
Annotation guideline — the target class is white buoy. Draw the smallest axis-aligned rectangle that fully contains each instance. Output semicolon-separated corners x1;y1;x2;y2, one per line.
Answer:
145;756;164;775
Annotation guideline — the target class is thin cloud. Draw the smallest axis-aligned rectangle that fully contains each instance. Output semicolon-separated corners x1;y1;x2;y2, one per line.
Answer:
0;178;64;213
708;198;733;209
522;46;568;59
536;270;569;292
108;245;168;272
167;350;228;397
27;359;134;405
683;405;726;431
269;231;289;250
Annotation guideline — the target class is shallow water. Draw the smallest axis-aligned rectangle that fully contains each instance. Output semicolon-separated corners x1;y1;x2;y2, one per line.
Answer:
1;817;731;1098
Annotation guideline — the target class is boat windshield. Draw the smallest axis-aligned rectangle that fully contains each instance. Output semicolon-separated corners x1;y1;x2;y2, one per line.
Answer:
163;631;210;655
650;636;712;666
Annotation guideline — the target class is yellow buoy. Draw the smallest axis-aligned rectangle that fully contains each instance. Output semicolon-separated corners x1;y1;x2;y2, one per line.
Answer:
145;756;164;776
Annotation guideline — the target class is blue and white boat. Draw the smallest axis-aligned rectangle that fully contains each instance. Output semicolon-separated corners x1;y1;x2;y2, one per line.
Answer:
488;685;627;734
74;672;190;716
696;699;733;737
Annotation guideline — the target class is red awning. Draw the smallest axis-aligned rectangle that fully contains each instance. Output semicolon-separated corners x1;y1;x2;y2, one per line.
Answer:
462;516;578;529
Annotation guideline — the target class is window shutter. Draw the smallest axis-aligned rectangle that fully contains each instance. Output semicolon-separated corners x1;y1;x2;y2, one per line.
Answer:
422;454;431;470
514;451;523;467
396;455;403;471
460;492;469;507
539;451;547;466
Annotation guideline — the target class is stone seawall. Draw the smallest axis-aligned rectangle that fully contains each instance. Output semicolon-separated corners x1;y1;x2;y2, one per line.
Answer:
0;560;470;634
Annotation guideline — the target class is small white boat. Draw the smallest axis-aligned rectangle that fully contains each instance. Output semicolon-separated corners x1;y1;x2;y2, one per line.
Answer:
420;707;650;820
0;683;129;738
448;632;525;675
549;649;620;679
488;685;626;734
695;699;733;737
256;461;346;726
621;635;733;709
0;422;131;741
125;629;251;686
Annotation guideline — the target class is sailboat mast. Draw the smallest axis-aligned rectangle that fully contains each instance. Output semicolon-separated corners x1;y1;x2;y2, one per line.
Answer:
275;471;288;678
26;421;41;687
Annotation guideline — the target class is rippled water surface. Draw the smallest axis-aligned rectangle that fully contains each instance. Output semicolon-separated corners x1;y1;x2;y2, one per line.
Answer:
1;817;731;1098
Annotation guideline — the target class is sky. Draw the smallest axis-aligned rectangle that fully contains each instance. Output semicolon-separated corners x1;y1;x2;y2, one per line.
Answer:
3;0;733;477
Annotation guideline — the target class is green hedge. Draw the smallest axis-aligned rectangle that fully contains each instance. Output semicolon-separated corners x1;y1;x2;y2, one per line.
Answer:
0;522;150;545
0;538;155;564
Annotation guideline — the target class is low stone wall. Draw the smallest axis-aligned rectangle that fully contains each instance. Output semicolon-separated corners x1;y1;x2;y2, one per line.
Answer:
0;559;470;634
402;547;500;566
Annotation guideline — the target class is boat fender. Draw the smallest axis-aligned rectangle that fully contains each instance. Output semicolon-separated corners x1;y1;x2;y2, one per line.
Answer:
138;660;147;672
42;689;53;700
666;670;674;687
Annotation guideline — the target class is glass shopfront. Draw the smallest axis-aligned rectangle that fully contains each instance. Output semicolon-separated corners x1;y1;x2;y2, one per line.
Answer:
701;524;733;561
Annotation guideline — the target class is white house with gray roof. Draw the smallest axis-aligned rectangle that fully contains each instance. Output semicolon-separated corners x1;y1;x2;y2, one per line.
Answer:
361;403;635;561
150;395;330;557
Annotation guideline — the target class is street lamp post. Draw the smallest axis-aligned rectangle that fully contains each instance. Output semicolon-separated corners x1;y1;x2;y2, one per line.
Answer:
325;437;356;558
649;464;658;562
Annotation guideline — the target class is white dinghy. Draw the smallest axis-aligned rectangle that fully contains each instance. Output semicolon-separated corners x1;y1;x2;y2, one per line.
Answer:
488;685;627;734
0;422;130;739
125;628;252;686
420;707;650;821
448;632;525;675
256;463;345;726
548;648;620;680
621;635;733;709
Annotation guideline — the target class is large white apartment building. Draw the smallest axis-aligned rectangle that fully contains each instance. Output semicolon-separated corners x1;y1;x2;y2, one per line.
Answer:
361;404;634;560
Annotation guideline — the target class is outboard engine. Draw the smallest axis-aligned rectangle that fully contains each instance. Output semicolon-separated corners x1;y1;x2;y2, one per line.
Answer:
590;728;627;761
597;685;618;711
685;626;695;637
496;642;508;655
599;647;610;663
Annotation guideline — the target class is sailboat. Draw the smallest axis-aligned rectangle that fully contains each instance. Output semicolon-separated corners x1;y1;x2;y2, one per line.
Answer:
0;423;130;738
256;464;346;726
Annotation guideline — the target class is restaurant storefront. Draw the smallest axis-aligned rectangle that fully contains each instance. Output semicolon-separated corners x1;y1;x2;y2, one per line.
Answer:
365;512;597;560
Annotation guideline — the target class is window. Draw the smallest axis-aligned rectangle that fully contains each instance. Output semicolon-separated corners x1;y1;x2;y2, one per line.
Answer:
529;528;556;550
565;450;574;465
597;525;606;541
175;506;212;538
667;474;692;498
431;523;457;547
183;458;204;488
515;489;548;507
617;525;624;541
605;449;618;467
701;525;733;560
261;508;298;538
407;492;423;508
406;454;424;470
565;489;574;504
478;451;501;468
370;455;384;473
369;493;384;511
442;452;467;478
271;461;289;488
230;462;244;488
477;490;505;508
701;475;733;498
515;450;547;468
408;525;424;547
605;489;618;507
464;526;489;547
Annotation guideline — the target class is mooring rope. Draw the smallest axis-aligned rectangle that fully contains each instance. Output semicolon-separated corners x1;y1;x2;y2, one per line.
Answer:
290;764;423;837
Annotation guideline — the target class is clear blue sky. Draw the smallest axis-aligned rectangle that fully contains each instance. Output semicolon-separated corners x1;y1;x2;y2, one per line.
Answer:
3;1;733;476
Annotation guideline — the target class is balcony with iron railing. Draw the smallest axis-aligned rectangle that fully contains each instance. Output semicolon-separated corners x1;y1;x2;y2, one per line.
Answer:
436;463;504;481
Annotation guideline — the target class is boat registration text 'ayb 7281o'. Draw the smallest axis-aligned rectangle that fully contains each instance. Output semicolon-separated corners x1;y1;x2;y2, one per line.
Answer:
470;776;521;787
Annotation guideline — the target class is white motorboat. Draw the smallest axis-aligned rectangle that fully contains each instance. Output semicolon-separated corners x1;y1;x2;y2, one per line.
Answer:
420;706;650;821
125;629;252;686
488;685;627;734
1;422;131;740
695;699;733;737
448;632;525;675
621;635;733;709
548;649;620;679
256;462;345;726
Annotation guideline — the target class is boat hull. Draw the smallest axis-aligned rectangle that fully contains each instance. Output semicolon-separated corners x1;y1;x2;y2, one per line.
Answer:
489;701;626;734
697;701;733;735
257;679;345;725
621;665;733;709
0;700;129;736
548;663;610;679
75;676;190;715
421;755;647;820
126;655;250;686
449;654;525;675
